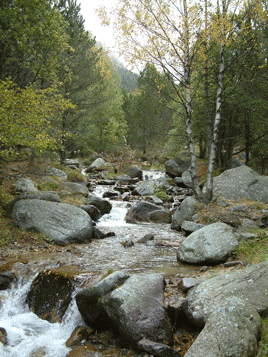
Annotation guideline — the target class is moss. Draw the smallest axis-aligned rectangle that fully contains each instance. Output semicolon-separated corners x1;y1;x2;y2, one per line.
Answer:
67;171;87;183
154;188;169;202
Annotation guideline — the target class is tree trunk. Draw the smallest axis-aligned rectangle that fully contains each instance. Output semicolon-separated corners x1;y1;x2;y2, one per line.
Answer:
204;0;212;156
206;40;225;202
183;0;201;198
59;111;67;165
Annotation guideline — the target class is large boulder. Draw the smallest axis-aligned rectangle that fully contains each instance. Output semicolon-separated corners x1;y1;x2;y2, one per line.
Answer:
101;274;174;346
177;222;239;264
26;268;75;323
133;177;172;196
4;191;62;218
207;165;268;203
171;196;198;231
126;201;171;224
85;158;106;173
184;297;261;357
64;182;89;197
182;261;268;356
165;158;190;177
128;165;143;180
182;260;268;327
12;199;93;245
85;193;112;215
76;271;130;326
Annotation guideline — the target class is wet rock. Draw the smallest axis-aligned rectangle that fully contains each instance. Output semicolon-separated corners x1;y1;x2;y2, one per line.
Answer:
101;274;174;346
66;326;94;347
171;197;198;231
85;193;112;215
137;338;180;357
178;278;200;292
126;201;171;224
133;178;171;196
98;179;117;185
137;233;155;244
0;327;8;345
177;222;238;265
102;190;119;199
0;272;16;290
147;209;172;223
128;165;143;180
26;268;75;323
64;182;89;197
79;205;102;221
76;271;130;326
29;346;47;357
85;158;106;173
116;174;139;185
65;346;103;357
121;239;135;248
12;199;93;245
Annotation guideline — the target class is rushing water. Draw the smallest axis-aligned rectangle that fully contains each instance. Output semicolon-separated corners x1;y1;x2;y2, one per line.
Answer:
0;279;86;357
0;169;189;356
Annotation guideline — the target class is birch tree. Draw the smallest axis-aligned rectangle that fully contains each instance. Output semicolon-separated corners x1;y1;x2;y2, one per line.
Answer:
99;0;203;197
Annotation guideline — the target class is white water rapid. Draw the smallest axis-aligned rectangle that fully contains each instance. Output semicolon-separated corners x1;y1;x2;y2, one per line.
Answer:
0;169;185;356
0;279;85;357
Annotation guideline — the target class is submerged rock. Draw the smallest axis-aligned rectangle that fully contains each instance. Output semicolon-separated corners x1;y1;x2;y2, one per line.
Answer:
126;201;171;224
26;268;75;323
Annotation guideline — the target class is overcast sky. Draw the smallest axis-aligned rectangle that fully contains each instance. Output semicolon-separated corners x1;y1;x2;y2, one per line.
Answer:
78;0;118;54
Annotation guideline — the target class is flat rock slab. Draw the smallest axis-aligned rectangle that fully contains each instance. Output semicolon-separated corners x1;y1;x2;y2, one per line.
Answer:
12;199;92;245
183;260;268;326
181;262;268;356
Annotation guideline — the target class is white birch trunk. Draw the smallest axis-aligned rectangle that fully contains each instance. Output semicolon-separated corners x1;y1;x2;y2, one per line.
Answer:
183;0;201;198
206;0;226;202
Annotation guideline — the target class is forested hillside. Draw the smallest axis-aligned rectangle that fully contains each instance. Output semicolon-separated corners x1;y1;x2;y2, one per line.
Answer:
1;0;268;198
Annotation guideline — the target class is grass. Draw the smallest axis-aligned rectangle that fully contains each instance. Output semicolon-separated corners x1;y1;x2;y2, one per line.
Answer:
234;229;268;264
258;317;268;356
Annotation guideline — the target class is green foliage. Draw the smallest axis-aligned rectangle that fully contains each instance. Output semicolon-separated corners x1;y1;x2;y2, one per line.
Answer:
154;188;169;202
0;0;69;87
66;171;87;183
36;180;61;192
0;79;73;161
124;63;173;154
258;317;268;357
235;230;268;263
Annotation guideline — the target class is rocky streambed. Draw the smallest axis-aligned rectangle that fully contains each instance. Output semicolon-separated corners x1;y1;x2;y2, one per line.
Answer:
0;166;267;357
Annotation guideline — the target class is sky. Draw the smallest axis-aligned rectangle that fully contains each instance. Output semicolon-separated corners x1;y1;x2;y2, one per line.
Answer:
78;0;120;58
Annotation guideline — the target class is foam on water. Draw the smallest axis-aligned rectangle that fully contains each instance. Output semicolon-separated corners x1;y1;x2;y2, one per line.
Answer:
0;279;84;357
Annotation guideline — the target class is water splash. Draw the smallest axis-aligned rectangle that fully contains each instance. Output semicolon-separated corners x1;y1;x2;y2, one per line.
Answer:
0;280;84;357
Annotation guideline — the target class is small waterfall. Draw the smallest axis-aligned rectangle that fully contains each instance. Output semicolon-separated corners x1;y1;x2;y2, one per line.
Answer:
0;279;84;357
